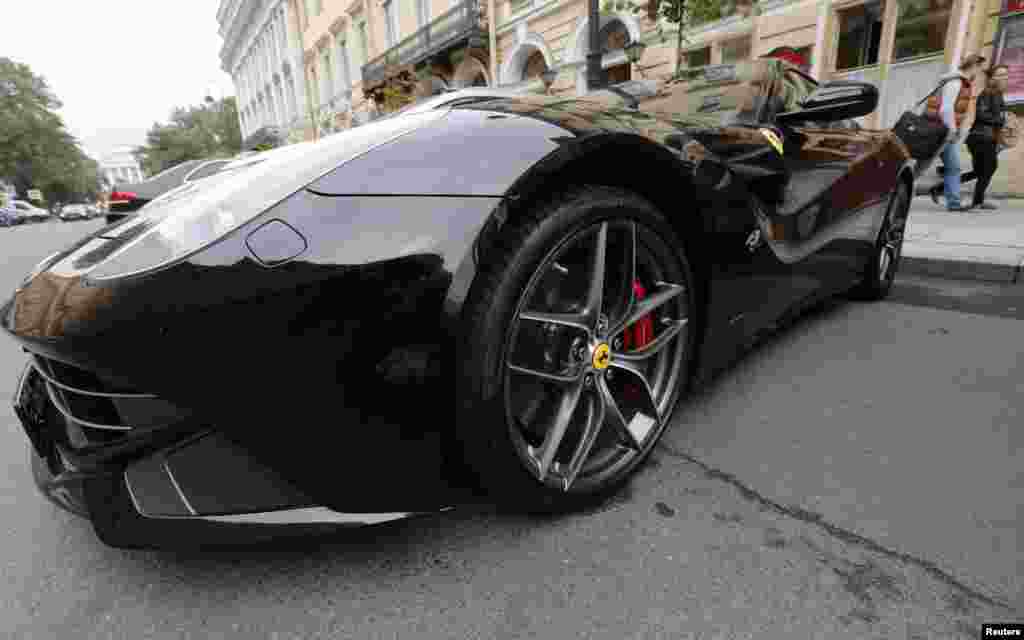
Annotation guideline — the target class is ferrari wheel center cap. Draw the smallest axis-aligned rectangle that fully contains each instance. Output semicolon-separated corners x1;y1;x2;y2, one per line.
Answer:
592;343;611;370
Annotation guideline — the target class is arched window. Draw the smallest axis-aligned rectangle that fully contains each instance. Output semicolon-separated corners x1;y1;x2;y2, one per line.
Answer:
523;49;548;80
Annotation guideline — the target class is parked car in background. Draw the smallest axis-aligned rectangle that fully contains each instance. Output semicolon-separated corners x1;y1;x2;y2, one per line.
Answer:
13;200;49;223
0;202;15;227
106;158;232;224
59;204;90;221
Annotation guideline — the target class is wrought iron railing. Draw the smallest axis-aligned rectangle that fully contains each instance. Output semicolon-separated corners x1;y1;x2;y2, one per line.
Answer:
361;0;485;87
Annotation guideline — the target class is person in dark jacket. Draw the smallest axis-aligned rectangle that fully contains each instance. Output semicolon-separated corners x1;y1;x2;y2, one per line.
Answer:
930;64;1009;209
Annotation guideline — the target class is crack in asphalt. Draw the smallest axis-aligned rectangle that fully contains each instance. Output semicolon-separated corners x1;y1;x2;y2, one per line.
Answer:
654;442;1018;614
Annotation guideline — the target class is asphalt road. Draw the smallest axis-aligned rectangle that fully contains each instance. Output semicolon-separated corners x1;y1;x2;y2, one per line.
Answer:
0;220;1020;639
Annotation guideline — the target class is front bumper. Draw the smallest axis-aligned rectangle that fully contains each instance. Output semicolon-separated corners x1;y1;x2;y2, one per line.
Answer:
13;360;424;548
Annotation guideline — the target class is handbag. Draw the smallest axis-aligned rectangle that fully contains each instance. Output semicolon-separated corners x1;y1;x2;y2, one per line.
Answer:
997;112;1019;149
892;78;958;160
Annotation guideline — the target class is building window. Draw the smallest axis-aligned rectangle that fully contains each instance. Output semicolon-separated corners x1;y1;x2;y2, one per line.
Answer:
383;0;398;48
266;27;277;70
720;37;752;64
276;82;287;122
276;12;288;56
336;35;352;90
686;47;711;68
893;0;951;61
304;0;322;24
289;76;299;119
836;1;884;70
320;49;334;105
417;0;430;26
308;68;319;111
358;21;369;64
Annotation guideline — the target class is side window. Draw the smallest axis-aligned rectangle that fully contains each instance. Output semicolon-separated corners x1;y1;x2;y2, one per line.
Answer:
186;160;229;182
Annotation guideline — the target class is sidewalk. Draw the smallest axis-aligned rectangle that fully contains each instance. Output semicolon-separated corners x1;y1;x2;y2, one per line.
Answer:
900;197;1024;283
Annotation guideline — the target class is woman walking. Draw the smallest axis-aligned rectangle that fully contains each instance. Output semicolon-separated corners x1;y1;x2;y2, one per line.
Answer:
930;64;1010;210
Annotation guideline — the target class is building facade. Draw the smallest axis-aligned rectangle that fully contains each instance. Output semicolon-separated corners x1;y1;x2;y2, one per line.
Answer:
218;0;312;143
98;147;145;187
293;0;492;135
273;0;998;125
219;0;1024;192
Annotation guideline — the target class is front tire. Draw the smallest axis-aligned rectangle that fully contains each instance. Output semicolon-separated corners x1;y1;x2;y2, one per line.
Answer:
456;186;698;512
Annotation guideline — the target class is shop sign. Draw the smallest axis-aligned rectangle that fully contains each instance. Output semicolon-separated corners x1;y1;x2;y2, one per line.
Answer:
996;14;1024;104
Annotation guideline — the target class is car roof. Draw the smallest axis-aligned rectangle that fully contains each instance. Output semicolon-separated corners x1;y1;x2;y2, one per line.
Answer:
392;87;534;116
393;80;664;118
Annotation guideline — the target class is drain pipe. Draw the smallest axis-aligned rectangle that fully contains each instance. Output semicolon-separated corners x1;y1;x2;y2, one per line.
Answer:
949;0;972;71
488;0;498;85
811;0;828;79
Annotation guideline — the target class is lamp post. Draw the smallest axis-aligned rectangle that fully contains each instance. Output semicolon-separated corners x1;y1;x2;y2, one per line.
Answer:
586;0;604;92
624;40;648;77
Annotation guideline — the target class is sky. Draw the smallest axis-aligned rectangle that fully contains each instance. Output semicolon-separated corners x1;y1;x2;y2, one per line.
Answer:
5;0;236;160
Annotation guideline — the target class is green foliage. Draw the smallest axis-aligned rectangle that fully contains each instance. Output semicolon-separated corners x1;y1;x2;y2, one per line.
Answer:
597;0;730;76
379;86;414;113
0;57;103;202
134;97;242;176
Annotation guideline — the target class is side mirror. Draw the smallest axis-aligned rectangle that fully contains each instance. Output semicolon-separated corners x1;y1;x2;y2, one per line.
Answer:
776;81;879;124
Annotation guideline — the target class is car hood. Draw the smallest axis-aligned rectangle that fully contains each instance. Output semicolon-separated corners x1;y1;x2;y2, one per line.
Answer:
37;110;449;282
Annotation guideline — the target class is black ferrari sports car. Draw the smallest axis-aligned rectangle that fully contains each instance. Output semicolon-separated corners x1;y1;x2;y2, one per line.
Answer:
105;157;232;225
4;60;913;549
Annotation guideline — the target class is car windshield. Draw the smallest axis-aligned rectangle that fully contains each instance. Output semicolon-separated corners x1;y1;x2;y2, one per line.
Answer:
390;89;528;118
646;60;780;127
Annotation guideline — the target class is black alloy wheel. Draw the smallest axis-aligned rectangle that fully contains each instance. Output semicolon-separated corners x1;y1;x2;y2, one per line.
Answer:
852;181;909;301
457;186;697;511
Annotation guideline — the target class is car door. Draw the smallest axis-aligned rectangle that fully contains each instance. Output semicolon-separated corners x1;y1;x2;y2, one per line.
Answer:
768;68;898;293
649;60;817;366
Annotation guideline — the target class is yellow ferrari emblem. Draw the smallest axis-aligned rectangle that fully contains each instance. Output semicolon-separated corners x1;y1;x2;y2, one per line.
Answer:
760;128;784;155
592;343;611;370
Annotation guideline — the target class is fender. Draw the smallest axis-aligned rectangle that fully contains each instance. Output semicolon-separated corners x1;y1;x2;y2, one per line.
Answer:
306;102;717;325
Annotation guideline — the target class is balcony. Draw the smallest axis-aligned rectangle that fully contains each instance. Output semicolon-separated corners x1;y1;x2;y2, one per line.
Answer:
361;0;487;88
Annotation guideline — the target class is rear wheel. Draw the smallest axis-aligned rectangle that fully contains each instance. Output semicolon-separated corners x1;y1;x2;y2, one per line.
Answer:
456;186;697;511
851;181;909;301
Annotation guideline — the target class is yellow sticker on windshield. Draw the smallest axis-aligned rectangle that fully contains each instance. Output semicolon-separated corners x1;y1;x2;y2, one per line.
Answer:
760;128;784;155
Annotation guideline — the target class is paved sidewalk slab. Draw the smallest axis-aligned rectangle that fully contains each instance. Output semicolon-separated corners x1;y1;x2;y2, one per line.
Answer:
900;198;1024;283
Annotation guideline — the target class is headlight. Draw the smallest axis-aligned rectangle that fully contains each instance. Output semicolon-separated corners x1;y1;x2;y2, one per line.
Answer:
84;110;445;281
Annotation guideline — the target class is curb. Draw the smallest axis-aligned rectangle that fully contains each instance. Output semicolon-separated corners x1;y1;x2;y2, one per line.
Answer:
900;253;1022;283
913;187;1024;201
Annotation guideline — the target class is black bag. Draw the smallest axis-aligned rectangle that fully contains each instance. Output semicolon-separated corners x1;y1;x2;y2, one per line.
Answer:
892;78;958;160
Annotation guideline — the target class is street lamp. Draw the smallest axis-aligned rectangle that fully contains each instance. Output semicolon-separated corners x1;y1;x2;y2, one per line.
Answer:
624;40;648;78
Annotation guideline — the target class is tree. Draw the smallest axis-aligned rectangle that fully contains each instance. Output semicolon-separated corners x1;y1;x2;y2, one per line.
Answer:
133;96;242;176
602;0;734;76
242;125;286;151
0;57;102;202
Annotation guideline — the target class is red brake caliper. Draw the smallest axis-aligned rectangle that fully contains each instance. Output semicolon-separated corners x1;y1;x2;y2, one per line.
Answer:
623;280;654;350
621;280;654;405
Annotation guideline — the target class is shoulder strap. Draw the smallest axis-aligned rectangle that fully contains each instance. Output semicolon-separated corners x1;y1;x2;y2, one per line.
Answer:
915;76;960;108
